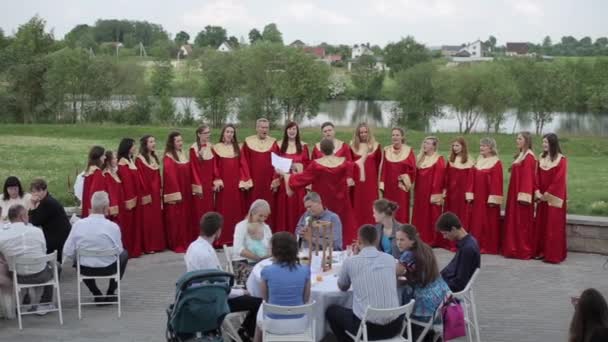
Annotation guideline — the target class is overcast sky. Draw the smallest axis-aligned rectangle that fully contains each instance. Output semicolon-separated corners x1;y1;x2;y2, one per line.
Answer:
1;0;606;46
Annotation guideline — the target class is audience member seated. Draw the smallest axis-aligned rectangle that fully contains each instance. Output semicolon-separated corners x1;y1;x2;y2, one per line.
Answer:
326;224;401;342
569;288;608;342
0;204;55;313
62;191;128;304
373;198;401;258
254;232;311;342
185;211;262;342
28;178;71;263
395;224;450;340
1;176;32;224
295;192;343;251
233;199;272;284
436;212;480;292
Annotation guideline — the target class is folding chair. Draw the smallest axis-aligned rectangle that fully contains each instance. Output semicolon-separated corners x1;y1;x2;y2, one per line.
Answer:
410;301;445;342
346;300;415;342
10;251;63;330
261;301;316;342
221;244;247;342
452;268;481;342
76;247;121;319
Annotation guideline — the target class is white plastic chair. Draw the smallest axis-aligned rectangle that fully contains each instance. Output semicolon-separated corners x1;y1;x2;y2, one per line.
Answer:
452;268;481;342
221;244;248;342
346;300;415;342
410;301;445;342
10;251;63;330
261;301;316;341
76;247;121;319
222;244;246;274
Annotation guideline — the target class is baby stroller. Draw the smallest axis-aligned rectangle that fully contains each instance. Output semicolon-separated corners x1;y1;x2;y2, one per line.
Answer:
166;269;234;341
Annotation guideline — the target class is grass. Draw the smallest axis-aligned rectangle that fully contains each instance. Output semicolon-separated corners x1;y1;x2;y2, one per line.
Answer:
0;124;607;216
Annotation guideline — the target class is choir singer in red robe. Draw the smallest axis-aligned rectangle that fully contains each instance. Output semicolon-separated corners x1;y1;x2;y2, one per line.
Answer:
350;122;382;228
443;137;474;242
82;146;106;218
117;138;144;258
190;125;215;238
311;122;352;160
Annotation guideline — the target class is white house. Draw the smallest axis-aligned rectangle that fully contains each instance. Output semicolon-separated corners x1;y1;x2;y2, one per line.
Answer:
458;40;484;58
351;44;373;59
217;42;233;52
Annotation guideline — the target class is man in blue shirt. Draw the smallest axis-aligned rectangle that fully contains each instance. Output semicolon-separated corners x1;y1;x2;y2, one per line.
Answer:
294;192;343;250
436;212;481;292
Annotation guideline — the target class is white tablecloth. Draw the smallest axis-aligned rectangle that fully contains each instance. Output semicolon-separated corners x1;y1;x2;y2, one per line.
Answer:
245;257;353;341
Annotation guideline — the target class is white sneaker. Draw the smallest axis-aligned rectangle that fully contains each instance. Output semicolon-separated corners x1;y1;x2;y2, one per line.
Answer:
35;303;56;316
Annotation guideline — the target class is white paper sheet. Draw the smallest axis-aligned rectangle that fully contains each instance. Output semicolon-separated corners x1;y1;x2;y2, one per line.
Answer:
271;152;293;173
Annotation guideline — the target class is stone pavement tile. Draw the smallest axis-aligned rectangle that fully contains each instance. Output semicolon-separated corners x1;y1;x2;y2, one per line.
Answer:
1;249;606;342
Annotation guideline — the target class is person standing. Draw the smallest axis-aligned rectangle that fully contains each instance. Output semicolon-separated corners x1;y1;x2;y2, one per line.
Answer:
350;122;382;228
311;122;352;160
212;124;252;247
190;125;215;240
534;133;568;263
411;137;446;246
136;135;166;253
81;146;106;218
502;132;536;260
467;138;503;254
163;132;193;253
379;127;416;224
273;121;310;233
117;138;143;258
103;150;123;226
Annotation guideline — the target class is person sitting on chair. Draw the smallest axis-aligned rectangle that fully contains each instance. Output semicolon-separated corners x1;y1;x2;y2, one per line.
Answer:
0;204;56;313
294;192;342;251
62;191;128;304
185;211;262;342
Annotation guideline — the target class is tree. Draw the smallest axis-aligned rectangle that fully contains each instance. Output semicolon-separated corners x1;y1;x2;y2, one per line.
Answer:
542;36;553;55
477;63;519;133
350;54;385;100
150;60;174;97
248;28;262;44
261;23;283;44
194;25;227;48
149;39;175;59
485;35;497;53
228;36;239;48
393;62;443;130
442;65;484;134
384;36;430;77
196;49;239;127
175;31;190;45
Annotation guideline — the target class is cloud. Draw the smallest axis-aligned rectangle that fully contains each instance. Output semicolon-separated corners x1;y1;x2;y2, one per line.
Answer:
182;0;256;30
285;2;352;25
512;0;544;17
372;0;457;19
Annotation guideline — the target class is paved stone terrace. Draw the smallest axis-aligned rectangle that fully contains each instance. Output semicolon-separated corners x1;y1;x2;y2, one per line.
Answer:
1;249;606;342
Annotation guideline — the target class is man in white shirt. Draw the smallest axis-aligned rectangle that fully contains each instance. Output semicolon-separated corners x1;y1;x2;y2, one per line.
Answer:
62;191;128;303
0;204;55;313
185;212;261;342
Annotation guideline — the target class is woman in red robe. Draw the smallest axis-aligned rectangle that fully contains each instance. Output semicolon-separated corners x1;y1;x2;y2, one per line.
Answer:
283;138;367;247
273;121;310;233
411;136;446;246
117;138;143;258
136;135;166;253
102;150;122;226
311;121;352;160
468;137;503;254
350;122;382;227
502;132;537;260
163;131;193;253
189;125;215;239
379;127;416;224
443;137;474;239
81;146;106;218
534;133;568;264
212;124;252;247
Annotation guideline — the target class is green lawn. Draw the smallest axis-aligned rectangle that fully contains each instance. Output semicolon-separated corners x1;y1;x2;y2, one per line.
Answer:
0;124;606;216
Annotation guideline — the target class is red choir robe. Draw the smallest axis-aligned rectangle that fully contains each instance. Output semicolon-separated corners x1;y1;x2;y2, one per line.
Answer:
443;156;475;242
163;151;193;253
117;158;143;258
213;143;252;247
468;156;503;254
350;142;382;227
412;153;446;246
534;154;568;264
136;155;167;253
311;139;352;160
103;169;122;226
189;143;215;238
274;141;311;233
288;156;356;247
379;145;416;223
242;135;278;226
502;150;537;260
81;166;106;218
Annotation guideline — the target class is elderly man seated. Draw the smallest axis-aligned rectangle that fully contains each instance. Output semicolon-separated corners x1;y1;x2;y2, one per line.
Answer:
62;191;128;303
294;192;343;251
0;204;55;314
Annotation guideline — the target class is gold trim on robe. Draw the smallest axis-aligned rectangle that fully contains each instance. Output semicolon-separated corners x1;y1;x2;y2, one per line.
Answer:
125;197;137;210
517;192;532;204
118;157;138;170
137;155;160;170
545;192;564;208
84;165;101;177
277;140;307;155
245;135;276;153
513;149;536;165
449;156;475;169
165;151;188;164
141;195;152;205
102;170;122;183
239;180;253;190
475;156;499;170
539;154;563;170
192;184;203;195
316;156;346;168
398;174;412;192
384;145;412;163
212;143;241;158
164;192;182;203
351;141;380;156
488;195;503;205
379;181;385;191
417;152;440;169
465;192;474;201
430;193;444;204
108;206;119;216
190;142;214;160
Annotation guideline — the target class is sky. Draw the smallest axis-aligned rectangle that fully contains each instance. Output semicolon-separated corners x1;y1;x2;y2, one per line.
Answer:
1;0;606;47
